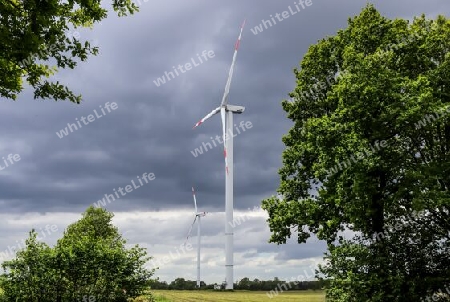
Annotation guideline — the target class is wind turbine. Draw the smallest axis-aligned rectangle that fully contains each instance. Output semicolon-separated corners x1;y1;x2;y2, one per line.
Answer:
185;187;206;288
192;20;246;290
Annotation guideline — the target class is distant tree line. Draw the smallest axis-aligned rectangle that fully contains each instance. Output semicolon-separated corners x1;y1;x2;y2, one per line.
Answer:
148;277;324;291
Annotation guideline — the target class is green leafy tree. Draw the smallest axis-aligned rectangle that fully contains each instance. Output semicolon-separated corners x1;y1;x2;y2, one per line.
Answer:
168;278;198;290
237;277;251;290
0;0;138;103
1;206;154;301
55;206;153;301
147;278;169;290
262;5;450;302
1;230;58;301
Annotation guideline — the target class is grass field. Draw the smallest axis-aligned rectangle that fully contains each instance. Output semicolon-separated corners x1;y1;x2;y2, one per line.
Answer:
152;290;325;302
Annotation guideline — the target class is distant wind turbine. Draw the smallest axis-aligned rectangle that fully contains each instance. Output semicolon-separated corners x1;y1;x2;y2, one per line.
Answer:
192;20;246;290
185;187;207;288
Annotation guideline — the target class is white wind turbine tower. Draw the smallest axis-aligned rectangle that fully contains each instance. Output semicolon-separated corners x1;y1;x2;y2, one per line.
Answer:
192;20;246;290
185;187;206;288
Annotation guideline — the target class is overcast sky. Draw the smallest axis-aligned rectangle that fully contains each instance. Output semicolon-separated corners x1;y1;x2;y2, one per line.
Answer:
0;0;448;284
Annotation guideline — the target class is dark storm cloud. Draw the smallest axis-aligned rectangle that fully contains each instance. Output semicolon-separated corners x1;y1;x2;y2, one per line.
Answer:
0;0;427;212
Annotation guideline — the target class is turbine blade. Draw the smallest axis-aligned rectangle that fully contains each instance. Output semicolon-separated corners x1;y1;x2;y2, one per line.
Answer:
184;216;198;245
221;107;229;175
220;20;246;107
193;107;221;129
192;187;198;213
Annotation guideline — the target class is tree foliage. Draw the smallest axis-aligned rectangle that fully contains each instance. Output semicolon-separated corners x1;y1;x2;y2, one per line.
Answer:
0;0;138;103
0;230;58;301
1;206;154;302
262;5;450;301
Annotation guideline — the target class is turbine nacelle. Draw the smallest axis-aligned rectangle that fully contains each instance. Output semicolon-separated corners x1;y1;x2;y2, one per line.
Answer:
193;105;245;129
224;105;245;114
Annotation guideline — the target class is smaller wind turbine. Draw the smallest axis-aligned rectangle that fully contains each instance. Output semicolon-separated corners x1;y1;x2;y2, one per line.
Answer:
184;187;207;288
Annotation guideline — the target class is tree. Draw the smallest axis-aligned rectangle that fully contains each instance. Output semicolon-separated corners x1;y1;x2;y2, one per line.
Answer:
1;206;154;301
168;278;197;290
56;206;153;301
237;277;251;290
0;0;138;103
262;4;450;301
147;278;169;290
1;230;57;301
